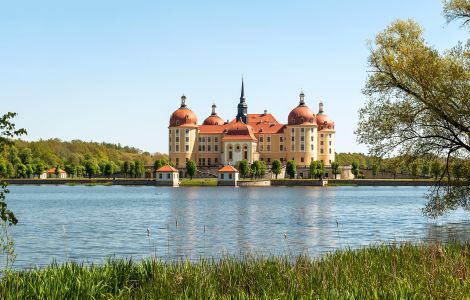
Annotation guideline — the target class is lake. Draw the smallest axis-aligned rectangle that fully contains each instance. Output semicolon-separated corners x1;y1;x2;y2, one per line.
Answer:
5;185;470;269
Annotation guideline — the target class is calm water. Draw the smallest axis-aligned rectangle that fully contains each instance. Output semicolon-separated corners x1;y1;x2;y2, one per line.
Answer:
4;185;470;269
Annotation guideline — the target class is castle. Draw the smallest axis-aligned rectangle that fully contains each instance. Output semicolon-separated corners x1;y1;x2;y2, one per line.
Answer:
168;79;335;169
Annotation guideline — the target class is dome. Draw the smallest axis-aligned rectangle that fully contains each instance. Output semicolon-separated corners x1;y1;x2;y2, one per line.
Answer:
316;101;335;130
288;91;316;126
316;113;334;130
203;103;224;125
203;115;224;125
169;95;198;127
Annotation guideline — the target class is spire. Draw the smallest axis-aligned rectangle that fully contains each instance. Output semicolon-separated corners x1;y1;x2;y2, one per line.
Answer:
299;90;305;106
211;103;217;116
236;77;248;123
180;94;187;108
240;76;245;103
319;100;324;114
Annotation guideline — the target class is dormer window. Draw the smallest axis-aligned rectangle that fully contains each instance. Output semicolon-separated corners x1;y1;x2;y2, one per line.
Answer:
175;120;180;126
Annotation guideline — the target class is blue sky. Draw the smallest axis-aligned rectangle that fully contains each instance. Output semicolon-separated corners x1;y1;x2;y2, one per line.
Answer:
1;0;467;154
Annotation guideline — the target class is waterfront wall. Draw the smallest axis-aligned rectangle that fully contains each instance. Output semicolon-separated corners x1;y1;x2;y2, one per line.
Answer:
238;180;271;187
328;179;438;186
271;180;327;186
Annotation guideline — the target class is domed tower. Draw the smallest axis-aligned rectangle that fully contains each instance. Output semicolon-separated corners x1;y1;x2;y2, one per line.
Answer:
285;91;318;166
168;95;198;168
203;103;224;125
316;101;335;166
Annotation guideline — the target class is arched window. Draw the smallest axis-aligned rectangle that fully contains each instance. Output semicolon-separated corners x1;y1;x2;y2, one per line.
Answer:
244;145;248;160
228;145;233;160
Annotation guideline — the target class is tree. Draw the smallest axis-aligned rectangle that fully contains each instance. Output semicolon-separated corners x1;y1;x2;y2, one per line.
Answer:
238;160;251;179
54;164;61;177
186;160;196;179
351;162;360;179
309;160;316;179
18;148;32;165
356;1;470;216
271;159;282;179
315;161;325;180
286;160;296;179
371;164;378;178
84;159;100;179
410;162;420;178
64;163;77;178
421;162;430;177
431;161;443;180
123;161;130;178
104;162;115;178
331;161;341;179
16;163;27;178
34;161;47;177
0;161;7;178
133;160;144;178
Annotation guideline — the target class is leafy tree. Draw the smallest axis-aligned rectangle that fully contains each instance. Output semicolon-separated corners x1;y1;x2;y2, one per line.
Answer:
286;160;296;179
309;160;316;179
356;1;470;216
271;159;282;179
0;161;7;178
34;161;47;177
16;163;27;178
18;148;32;164
104;162;116;178
133;160;144;178
315;161;325;180
238;160;251;179
186;160;197;180
351;162;360;179
257;160;267;178
54;164;61;177
64;163;77;178
76;164;86;178
410;162;420;177
129;161;135;178
123;161;130;178
371;164;379;177
431;161;443;180
451;161;465;180
25;164;34;178
153;159;164;172
421;162;430;177
331;161;341;179
84;159;100;179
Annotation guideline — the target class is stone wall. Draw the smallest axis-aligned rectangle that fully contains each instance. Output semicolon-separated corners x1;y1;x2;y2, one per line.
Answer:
271;179;326;186
328;179;438;186
238;180;271;187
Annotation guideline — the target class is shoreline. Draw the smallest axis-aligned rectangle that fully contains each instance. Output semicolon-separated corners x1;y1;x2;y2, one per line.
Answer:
2;178;440;186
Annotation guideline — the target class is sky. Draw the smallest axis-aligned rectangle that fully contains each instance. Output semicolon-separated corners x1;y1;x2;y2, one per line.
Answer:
0;0;467;154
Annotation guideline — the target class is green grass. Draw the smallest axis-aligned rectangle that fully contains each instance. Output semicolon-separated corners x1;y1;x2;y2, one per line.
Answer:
2;243;470;299
179;178;218;186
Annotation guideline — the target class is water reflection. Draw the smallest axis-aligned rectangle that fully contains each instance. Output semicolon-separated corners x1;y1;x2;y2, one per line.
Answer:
5;185;470;269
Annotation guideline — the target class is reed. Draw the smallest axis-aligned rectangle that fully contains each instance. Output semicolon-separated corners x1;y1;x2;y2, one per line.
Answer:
1;243;469;299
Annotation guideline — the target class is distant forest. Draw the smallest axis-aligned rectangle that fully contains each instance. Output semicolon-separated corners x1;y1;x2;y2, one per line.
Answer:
0;139;456;179
0;139;167;178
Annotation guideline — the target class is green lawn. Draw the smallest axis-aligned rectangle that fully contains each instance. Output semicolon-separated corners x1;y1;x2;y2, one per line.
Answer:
179;178;218;186
1;243;470;299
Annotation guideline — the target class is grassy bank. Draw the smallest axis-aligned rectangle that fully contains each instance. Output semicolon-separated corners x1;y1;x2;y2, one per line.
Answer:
179;178;218;186
1;243;469;299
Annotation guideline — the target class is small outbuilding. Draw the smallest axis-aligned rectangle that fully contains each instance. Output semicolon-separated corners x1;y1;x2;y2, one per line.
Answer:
217;165;239;186
155;165;180;187
41;167;67;179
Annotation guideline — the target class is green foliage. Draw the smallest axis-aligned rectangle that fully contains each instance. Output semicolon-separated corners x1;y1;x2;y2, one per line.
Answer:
153;158;169;172
331;161;341;179
286;160;296;179
308;160;324;179
351;162;360;179
371;164;379;177
250;160;267;179
84;159;100;179
271;159;282;179
131;160;144;178
1;243;470;298
186;160;197;180
238;160;251;178
356;1;470;216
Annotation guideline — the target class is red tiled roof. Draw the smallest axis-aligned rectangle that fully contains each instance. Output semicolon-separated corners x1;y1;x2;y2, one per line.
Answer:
156;165;179;172
218;165;239;173
232;114;286;134
198;125;226;134
222;135;257;141
46;167;65;174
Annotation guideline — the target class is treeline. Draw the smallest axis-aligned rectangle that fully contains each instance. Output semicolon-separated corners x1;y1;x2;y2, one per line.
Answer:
0;139;168;179
337;152;470;179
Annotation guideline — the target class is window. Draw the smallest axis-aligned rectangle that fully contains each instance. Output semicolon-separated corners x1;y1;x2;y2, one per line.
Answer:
185;145;189;151
176;158;179;165
311;136;314;142
329;149;332;154
199;137;202;142
280;145;284;151
300;144;305;151
167;173;171;179
215;145;218;151
321;134;324;138
198;158;202;165
291;128;294;134
215;158;218;164
221;174;224;179
202;158;206;166
185;137;189;143
202;137;206;142
329;141;332;146
310;128;314;133
329;159;332;164
267;145;271;152
291;145;295;151
169;137;171;142
208;137;211;142
301;128;305;133
320;141;324;145
280;137;284;142
329;134;332;138
260;145;264;151
185;129;189;134
208;145;211;151
215;137;218;142
229;174;233;179
267;136;271;143
198;145;202;151
311;144;314;151
185;158;188;162
301;136;304;142
159;173;163;179
208;158;211;165
169;145;172;151
176;145;179;152
260;136;264;142
320;149;324;154
176;129;179;135
301;157;304;163
267;158;271;163
176;137;180;143
291;136;294;142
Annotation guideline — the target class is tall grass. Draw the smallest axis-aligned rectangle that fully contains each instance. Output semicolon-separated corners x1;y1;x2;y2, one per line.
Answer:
1;243;469;299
